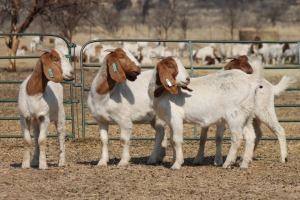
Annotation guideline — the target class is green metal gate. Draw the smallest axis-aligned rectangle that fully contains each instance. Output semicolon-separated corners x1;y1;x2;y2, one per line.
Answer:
79;39;300;141
0;36;298;140
0;33;78;139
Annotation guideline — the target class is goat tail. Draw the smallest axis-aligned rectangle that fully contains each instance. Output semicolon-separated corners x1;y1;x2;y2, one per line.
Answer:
273;75;296;96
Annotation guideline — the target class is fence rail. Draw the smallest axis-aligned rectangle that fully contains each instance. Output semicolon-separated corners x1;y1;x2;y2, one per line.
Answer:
79;39;300;140
0;33;78;139
0;35;299;140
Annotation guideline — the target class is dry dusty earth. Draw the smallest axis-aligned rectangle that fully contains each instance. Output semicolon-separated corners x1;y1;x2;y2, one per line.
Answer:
0;43;299;199
0;136;300;199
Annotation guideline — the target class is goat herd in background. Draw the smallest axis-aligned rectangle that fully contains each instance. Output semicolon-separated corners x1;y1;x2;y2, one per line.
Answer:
16;36;296;170
23;36;300;66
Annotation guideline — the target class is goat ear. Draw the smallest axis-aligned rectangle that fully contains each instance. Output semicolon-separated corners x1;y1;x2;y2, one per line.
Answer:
241;64;253;74
154;86;166;98
157;60;178;94
41;54;63;83
107;53;126;83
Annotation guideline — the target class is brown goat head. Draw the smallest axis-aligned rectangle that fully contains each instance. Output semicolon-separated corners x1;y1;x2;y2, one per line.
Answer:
155;57;179;97
224;55;253;74
26;50;64;95
106;48;141;82
96;48;141;95
40;50;64;82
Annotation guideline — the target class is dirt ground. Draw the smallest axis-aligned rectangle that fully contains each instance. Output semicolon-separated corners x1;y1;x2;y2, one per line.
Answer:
0;39;300;199
1;136;300;199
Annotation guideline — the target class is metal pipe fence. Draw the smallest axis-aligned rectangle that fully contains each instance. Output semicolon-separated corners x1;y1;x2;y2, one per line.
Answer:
0;35;298;140
79;39;300;141
0;33;78;139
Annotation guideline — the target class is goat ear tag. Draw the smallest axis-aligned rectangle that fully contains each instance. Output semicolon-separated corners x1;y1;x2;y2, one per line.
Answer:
166;79;172;87
112;63;118;72
48;68;54;78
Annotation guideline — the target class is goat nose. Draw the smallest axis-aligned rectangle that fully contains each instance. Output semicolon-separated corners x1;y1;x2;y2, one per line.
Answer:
186;77;190;83
69;70;75;79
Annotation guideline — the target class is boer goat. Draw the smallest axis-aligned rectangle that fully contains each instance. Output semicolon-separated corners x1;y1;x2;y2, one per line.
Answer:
194;56;295;165
18;49;74;169
148;56;263;170
87;48;166;166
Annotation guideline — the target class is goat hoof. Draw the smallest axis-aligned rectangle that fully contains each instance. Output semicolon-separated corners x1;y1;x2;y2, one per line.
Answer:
222;163;231;169
118;160;129;166
38;163;48;170
58;159;66;167
170;163;181;170
58;163;65;167
97;160;108;166
21;162;31;169
239;163;249;170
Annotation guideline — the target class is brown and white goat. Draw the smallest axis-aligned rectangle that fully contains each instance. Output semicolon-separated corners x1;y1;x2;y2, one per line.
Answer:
224;55;253;74
87;48;166;166
18;49;74;169
148;56;263;170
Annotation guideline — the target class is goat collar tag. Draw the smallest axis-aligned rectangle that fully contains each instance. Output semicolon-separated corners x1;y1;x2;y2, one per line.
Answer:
112;63;118;72
166;79;172;87
48;68;54;78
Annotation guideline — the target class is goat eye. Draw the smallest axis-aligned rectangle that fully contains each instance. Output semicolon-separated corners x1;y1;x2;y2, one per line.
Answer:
119;55;125;59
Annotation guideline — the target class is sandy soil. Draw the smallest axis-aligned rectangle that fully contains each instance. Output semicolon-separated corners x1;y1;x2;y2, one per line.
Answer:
0;137;300;200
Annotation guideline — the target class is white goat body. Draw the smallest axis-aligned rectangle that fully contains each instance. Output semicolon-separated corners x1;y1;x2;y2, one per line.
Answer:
88;70;155;124
251;43;270;65
193;44;218;64
29;36;43;52
83;42;102;63
151;45;167;57
122;42;139;57
195;75;295;166
140;46;153;64
269;44;285;65
87;48;165;166
16;46;28;56
18;48;74;169
148;57;263;169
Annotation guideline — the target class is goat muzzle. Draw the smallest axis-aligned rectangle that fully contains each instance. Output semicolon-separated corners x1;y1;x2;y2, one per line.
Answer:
126;70;141;81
